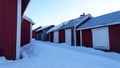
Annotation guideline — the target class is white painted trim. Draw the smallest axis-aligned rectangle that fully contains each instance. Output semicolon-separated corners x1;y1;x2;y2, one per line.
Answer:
92;27;110;50
80;30;82;46
75;14;93;27
78;22;120;30
16;0;21;60
22;15;35;25
65;29;72;45
53;31;59;43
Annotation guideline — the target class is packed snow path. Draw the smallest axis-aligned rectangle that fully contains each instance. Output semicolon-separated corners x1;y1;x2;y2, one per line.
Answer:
0;40;120;68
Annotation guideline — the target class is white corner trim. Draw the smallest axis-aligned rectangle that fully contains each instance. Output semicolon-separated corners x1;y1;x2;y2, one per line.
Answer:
80;30;82;46
16;0;21;60
78;22;120;30
53;31;59;43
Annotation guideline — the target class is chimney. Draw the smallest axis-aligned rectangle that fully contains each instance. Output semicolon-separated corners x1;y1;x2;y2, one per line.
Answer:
80;13;85;16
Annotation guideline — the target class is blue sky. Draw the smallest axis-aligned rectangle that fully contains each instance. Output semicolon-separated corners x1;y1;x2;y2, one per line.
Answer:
25;0;120;29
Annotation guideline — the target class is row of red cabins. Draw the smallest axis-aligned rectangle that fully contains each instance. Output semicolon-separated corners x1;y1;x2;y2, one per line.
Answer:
46;11;120;53
0;0;34;60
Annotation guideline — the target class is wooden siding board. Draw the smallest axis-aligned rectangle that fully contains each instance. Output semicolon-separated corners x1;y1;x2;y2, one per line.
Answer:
109;24;120;53
50;32;54;42
71;28;74;46
5;0;17;60
36;25;54;41
76;30;80;46
0;0;17;60
59;29;65;43
82;29;93;48
21;19;30;46
0;0;4;56
32;31;36;38
32;26;41;38
0;0;29;60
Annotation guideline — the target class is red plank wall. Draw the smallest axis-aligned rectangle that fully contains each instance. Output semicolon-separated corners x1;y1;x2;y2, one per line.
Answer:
0;0;17;60
76;30;80;46
32;26;41;38
59;29;65;43
32;30;36;38
82;29;93;48
21;19;30;46
71;28;74;46
109;24;120;53
50;32;54;42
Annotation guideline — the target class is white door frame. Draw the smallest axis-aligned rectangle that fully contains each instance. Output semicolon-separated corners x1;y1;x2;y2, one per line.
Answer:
54;31;59;43
65;29;72;45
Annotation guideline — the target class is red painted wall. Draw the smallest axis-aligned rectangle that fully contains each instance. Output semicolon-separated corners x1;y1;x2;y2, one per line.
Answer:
82;29;93;48
71;28;74;46
109;24;120;53
50;32;54;42
21;19;30;46
59;29;65;43
35;25;54;41
32;30;36;38
32;26;41;38
0;0;29;60
0;0;17;60
76;30;80;46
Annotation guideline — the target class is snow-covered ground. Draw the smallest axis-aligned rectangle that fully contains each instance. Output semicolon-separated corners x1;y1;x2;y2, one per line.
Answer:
0;40;120;68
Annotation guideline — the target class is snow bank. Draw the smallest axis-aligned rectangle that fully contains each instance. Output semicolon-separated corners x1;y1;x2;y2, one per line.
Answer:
0;40;120;68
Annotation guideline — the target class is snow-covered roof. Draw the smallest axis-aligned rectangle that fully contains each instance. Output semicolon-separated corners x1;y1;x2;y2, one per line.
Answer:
77;11;120;30
36;25;54;32
23;15;35;25
59;14;92;30
46;21;69;34
32;26;42;31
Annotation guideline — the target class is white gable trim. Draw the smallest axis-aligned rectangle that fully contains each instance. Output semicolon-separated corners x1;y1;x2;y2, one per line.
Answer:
23;15;35;25
78;22;120;30
75;14;93;27
80;30;82;46
16;0;21;60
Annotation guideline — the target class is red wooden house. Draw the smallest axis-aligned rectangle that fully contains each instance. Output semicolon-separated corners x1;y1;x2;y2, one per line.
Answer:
77;11;120;53
21;15;34;46
36;25;54;41
0;0;30;60
54;14;92;46
32;26;41;38
47;14;92;46
58;14;92;46
47;22;68;43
